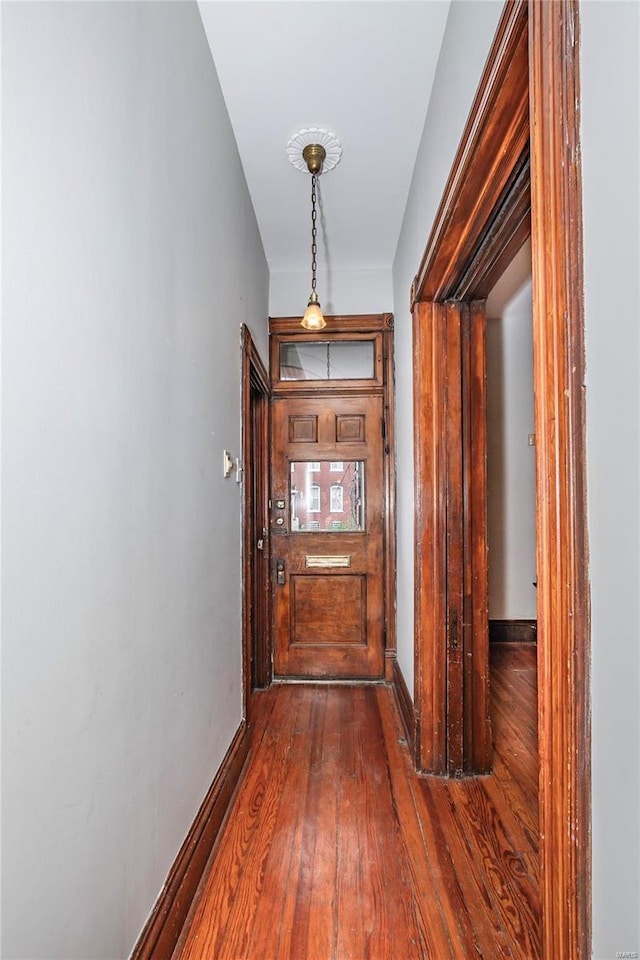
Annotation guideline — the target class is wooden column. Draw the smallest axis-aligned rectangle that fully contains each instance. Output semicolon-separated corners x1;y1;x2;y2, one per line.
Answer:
529;2;591;956
413;300;448;774
413;300;491;776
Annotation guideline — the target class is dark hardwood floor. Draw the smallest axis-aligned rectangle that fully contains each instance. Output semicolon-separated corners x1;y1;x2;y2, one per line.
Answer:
174;643;539;959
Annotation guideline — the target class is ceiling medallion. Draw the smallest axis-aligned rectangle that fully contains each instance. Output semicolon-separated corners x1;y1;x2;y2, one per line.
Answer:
286;127;342;174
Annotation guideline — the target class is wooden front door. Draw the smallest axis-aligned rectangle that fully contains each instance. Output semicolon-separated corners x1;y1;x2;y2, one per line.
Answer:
271;393;385;678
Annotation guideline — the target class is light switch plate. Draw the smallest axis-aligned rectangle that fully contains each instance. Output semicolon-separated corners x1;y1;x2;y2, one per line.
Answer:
223;450;234;478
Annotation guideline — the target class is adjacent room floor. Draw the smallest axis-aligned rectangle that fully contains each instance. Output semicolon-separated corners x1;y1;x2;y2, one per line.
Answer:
174;644;539;960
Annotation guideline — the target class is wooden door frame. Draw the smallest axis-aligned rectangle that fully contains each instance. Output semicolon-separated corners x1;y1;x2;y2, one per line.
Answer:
411;2;590;958
241;324;271;721
269;313;397;681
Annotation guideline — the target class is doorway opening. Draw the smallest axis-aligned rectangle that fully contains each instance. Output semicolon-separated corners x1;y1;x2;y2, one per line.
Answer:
241;325;271;720
486;241;537;649
268;313;396;682
411;2;589;958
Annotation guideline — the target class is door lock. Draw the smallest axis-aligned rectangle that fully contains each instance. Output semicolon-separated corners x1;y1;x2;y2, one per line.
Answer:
276;559;286;585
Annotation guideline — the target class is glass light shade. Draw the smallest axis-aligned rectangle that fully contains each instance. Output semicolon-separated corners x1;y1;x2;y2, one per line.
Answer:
301;296;326;331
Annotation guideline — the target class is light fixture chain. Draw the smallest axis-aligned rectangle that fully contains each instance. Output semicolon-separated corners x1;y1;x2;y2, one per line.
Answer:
311;174;318;294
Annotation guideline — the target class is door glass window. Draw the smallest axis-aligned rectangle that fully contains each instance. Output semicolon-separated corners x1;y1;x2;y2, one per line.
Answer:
280;341;375;380
290;461;365;533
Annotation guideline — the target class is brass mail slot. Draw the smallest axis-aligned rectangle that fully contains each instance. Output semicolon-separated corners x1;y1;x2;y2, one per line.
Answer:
305;555;352;569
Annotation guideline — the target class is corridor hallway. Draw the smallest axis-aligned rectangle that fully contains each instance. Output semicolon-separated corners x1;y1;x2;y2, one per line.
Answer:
173;645;539;960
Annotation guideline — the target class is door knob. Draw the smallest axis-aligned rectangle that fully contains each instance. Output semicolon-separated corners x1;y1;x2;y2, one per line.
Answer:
276;559;286;585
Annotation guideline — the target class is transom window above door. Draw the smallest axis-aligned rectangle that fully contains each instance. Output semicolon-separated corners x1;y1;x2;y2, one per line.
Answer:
279;340;375;381
270;323;385;392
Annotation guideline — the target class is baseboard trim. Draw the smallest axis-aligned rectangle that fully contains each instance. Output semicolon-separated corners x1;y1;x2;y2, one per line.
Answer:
392;659;416;756
489;619;537;643
131;720;250;960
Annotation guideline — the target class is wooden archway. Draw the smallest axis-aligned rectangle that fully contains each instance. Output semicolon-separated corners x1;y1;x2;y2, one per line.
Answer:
411;2;590;958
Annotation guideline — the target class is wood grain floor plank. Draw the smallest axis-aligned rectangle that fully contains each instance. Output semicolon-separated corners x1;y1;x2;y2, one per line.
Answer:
348;688;424;959
175;646;539;960
374;687;463;959
178;686;299;959
242;689;316;960
291;686;339;960
416;776;515;959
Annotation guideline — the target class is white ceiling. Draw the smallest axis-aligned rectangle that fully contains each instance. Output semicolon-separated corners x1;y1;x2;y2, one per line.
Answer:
198;1;451;276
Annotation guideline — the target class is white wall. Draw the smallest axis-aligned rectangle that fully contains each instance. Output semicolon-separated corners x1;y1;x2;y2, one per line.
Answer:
1;3;268;958
581;3;640;957
269;266;392;318
392;0;504;693
485;243;536;621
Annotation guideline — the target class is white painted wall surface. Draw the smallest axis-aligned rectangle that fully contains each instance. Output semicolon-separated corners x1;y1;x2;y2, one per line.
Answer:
1;3;268;957
392;0;504;695
269;267;392;319
581;3;640;957
485;244;536;621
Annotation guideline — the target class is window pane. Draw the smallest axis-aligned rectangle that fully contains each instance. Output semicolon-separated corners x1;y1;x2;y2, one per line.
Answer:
280;341;375;380
290;461;365;533
308;484;321;512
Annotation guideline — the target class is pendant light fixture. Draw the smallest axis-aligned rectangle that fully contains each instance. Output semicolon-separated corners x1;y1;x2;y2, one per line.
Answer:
287;128;342;331
302;144;325;330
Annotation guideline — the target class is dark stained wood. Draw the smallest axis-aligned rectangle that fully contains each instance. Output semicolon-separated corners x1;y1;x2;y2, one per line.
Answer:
271;394;385;679
413;300;491;776
528;2;591;956
412;0;529;304
445;302;465;774
382;317;397;680
241;325;271;707
131;722;250;960
269;316;391;397
268;314;395;683
392;657;416;755
452;150;531;301
269;312;393;336
412;300;448;773
174;645;539;960
464;301;492;771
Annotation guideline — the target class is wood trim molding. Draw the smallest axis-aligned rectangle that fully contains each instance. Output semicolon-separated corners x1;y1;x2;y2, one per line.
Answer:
269;312;396;685
130;722;250;960
382;319;397;672
411;1;590;955
463;300;492;773
269;313;393;336
391;659;416;756
451;151;531;301
529;2;591;956
413;300;447;773
241;324;271;717
412;0;529;303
